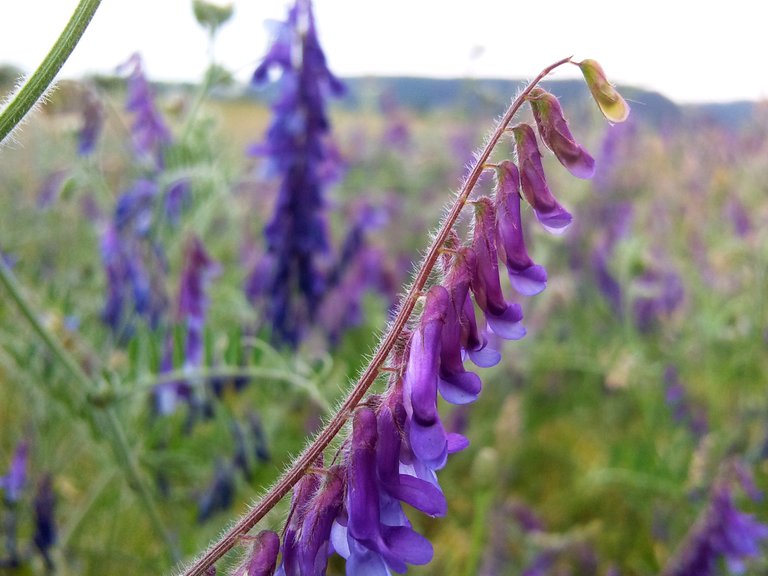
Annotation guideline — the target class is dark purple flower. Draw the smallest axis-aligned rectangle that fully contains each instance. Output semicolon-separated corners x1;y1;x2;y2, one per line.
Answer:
197;459;236;522
247;0;345;347
118;53;172;162
493;161;547;296
0;441;28;504
469;198;526;341
163;179;191;224
33;475;57;570
234;530;280;576
512;123;572;234
276;462;322;576
528;87;595;179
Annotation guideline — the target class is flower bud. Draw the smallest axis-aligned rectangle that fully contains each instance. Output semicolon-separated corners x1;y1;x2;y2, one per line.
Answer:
576;59;630;123
528;88;595;179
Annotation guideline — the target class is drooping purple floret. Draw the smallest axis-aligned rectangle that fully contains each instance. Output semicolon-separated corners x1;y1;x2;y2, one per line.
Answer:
470;198;526;341
403;286;451;470
118;53;172;162
512;123;573;234
233;530;280;576
493;161;548;296
247;0;345;347
528;87;595;179
0;441;28;504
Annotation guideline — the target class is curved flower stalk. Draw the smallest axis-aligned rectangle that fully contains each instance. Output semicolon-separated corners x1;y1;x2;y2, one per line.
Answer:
182;56;628;576
246;0;346;348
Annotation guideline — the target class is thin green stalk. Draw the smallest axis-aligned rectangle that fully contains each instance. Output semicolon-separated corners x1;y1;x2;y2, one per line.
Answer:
0;0;102;144
0;259;179;562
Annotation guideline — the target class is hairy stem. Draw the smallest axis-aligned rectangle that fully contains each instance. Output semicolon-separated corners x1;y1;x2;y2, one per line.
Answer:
180;56;573;576
0;258;179;562
0;0;102;144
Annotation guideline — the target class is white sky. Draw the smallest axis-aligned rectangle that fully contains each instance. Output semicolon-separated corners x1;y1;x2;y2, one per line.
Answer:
1;0;765;104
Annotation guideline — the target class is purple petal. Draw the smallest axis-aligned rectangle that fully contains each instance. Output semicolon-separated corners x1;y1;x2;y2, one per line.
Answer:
438;371;482;405
447;433;470;454
508;265;548;296
486;303;526;340
466;344;501;368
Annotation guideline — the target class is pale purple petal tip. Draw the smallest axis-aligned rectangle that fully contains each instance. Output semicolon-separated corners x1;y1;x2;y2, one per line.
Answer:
486;304;526;340
410;419;448;470
535;206;573;236
446;433;470;454
438;372;482;405
508;264;547;296
467;345;501;368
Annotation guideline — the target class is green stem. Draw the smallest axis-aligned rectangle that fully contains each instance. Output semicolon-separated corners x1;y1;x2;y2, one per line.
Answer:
0;0;102;144
0;259;179;562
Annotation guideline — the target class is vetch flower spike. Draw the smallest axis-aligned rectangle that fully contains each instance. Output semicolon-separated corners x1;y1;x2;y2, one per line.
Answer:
575;59;630;123
180;56;624;576
528;87;595;178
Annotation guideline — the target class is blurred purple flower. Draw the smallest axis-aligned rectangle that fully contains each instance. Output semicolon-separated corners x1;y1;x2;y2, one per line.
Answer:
0;441;28;504
33;475;57;570
664;469;768;575
118;53;172;162
246;0;345;347
177;235;220;369
663;365;708;439
36;170;69;209
78;84;104;156
197;458;236;522
632;266;684;332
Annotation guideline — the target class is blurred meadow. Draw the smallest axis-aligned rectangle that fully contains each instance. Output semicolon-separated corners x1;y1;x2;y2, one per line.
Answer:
2;3;768;575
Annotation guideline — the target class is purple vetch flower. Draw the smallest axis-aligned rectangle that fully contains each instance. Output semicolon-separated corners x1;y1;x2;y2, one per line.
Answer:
118;53;172;162
177;235;220;370
163;178;191;224
0;441;28;504
153;333;190;416
528;87;595;179
402;286;452;470
333;408;433;574
512;123;573;234
438;248;484;405
493;161;547;296
275;461;322;576
233;530;280;576
664;470;768;576
36;170;69;209
78;84;104;156
469;198;526;341
281;465;345;576
246;0;345;347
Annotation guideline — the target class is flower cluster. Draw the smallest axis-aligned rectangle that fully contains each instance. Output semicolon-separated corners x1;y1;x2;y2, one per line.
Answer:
246;0;346;348
226;59;631;575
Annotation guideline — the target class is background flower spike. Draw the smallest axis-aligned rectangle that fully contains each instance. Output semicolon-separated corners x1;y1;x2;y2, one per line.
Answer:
575;59;630;123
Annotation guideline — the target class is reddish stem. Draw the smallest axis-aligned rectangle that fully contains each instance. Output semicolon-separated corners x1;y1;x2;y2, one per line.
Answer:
180;55;572;576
